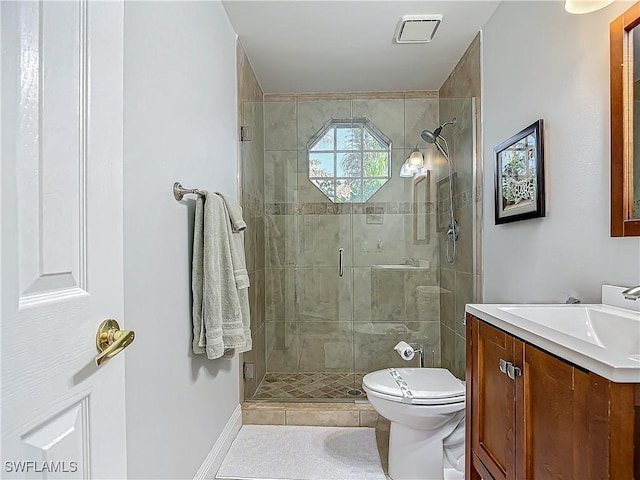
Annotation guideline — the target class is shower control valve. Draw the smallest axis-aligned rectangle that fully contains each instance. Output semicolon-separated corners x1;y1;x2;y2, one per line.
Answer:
446;219;460;242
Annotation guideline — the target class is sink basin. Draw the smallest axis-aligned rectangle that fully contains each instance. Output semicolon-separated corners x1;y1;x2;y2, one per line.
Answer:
466;289;640;383
497;305;640;355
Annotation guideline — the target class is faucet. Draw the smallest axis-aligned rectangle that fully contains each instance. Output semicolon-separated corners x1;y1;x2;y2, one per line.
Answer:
622;285;640;300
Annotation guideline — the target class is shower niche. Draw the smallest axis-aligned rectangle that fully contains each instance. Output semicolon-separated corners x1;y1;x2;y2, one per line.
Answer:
243;94;476;402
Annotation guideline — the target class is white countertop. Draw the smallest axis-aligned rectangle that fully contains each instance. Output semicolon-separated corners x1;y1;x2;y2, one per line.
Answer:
466;289;640;384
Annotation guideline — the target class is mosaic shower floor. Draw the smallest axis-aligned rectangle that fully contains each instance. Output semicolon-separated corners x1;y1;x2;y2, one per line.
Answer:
252;372;367;400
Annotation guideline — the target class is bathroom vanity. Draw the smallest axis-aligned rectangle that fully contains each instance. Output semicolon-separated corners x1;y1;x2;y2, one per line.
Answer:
465;294;640;479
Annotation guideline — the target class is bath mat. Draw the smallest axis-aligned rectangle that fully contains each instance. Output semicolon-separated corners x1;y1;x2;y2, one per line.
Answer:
216;425;386;480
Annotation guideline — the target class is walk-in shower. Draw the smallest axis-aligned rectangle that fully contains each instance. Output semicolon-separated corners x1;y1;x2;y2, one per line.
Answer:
240;95;478;402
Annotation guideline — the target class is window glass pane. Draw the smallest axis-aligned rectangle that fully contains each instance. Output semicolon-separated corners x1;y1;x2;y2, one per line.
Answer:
363;152;389;177
310;128;334;151
306;118;391;203
336;179;362;203
311;179;335;202
336;126;362;151
363;128;385;151
309;153;334;177
337;152;362;177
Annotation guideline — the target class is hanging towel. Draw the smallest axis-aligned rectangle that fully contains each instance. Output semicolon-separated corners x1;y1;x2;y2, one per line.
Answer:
216;191;247;233
191;193;250;359
217;192;251;355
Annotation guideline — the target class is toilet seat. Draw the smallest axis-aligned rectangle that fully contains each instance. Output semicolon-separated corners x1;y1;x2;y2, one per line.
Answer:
363;368;465;405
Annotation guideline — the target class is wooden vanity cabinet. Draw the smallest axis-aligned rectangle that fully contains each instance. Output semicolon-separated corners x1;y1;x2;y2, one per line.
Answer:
466;313;640;480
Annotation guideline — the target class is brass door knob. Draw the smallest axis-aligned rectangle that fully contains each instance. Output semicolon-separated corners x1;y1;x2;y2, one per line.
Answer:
95;319;135;366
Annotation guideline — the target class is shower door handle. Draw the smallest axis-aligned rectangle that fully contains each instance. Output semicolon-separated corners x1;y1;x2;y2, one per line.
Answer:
338;248;344;277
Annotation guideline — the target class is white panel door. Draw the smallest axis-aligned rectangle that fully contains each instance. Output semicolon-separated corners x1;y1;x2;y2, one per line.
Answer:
1;1;127;479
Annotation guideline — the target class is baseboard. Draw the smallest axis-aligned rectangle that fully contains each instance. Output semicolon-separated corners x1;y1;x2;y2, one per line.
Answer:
193;404;242;480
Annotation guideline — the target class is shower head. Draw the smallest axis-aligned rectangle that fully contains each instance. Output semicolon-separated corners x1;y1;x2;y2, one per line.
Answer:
420;129;438;144
420;118;457;144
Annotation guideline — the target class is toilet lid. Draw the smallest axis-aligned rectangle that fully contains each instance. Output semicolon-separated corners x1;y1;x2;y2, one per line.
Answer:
363;368;465;404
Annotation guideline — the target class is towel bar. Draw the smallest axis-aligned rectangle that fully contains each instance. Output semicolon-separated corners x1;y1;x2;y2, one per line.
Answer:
173;182;205;201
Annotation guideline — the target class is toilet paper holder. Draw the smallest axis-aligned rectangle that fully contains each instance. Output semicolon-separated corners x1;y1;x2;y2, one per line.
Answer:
394;341;425;368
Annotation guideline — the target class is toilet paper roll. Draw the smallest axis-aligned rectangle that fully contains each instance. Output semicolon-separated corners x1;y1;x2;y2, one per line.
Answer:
394;341;415;361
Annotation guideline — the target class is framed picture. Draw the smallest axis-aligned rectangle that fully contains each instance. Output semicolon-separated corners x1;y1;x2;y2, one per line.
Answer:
494;120;545;224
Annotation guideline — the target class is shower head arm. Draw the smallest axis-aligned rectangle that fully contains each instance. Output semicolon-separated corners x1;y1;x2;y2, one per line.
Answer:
433;119;457;138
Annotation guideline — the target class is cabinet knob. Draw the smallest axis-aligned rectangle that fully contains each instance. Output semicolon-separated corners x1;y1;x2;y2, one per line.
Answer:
499;359;521;380
499;358;508;374
507;363;522;380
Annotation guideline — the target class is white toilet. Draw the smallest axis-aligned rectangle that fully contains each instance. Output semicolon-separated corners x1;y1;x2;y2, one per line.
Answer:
362;367;466;480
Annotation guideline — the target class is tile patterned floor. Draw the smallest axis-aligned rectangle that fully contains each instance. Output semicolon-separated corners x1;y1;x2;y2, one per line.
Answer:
252;372;366;400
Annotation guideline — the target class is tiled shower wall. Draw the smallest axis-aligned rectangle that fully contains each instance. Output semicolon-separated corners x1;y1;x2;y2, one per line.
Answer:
238;42;266;399
437;34;483;380
262;92;447;379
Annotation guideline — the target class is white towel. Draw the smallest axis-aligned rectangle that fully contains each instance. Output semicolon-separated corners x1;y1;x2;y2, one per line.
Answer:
191;193;251;359
216;191;247;233
218;194;251;355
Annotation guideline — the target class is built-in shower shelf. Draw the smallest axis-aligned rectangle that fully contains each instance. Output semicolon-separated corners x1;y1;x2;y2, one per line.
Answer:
371;265;430;271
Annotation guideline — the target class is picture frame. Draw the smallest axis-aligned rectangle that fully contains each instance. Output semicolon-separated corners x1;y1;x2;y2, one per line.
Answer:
494;120;545;224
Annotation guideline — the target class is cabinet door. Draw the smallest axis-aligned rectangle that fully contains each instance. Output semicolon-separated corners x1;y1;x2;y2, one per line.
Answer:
516;343;591;479
471;318;518;480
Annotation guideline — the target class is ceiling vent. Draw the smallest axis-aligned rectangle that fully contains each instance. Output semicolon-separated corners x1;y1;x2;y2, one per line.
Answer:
394;15;443;44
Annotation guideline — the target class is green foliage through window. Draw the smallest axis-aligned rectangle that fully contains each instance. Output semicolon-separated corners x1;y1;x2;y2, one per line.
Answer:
307;118;391;203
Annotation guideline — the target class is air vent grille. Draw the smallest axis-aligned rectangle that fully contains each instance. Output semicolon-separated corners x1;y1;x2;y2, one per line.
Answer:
394;15;443;44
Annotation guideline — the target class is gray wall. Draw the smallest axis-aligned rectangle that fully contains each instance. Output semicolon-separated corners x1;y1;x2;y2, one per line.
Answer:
482;2;640;304
123;2;240;478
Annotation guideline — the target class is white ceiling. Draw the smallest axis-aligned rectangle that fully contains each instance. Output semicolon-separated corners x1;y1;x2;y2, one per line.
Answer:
222;1;501;94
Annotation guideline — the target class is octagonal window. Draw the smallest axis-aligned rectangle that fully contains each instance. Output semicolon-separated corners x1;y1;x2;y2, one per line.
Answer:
307;118;391;203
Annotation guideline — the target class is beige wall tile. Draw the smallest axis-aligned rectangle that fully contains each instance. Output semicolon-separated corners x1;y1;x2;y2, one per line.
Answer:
254;322;266;386
297;100;351;149
243;409;286;425
352;214;407;267
353;321;440;372
265;150;298;204
351;99;405;150
265;102;297;151
297;322;353;372
454;271;473;336
405;98;439;149
353;267;372;321
264;94;297;102
238;41;266;402
285;410;359;427
266;321;299;372
372;269;405;321
359;411;379;427
453;332;467;380
405;270;438;321
440;324;455;373
265;268;297;321
297;267;353;322
265;214;298;268
440;269;455;332
298;215;351;267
